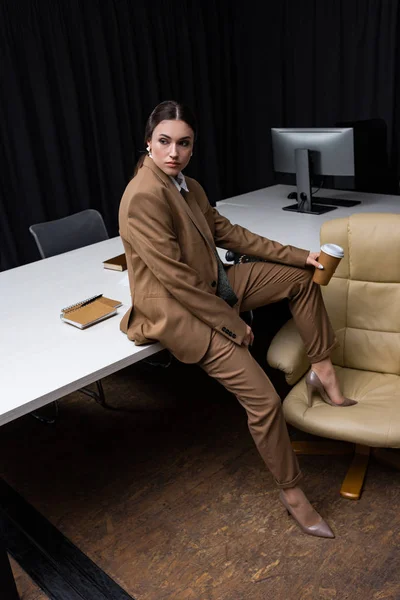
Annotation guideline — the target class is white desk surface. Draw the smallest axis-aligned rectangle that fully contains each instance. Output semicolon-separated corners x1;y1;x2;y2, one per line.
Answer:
0;237;162;426
216;184;400;252
2;184;399;426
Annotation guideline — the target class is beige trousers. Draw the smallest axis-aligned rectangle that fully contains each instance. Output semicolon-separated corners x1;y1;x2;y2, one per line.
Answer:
198;261;336;488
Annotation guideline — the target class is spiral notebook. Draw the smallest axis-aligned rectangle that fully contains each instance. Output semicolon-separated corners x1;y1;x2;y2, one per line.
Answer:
60;294;122;329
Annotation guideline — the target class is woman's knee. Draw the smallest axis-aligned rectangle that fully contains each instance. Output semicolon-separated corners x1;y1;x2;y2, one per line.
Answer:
289;267;314;296
296;268;319;298
247;390;282;422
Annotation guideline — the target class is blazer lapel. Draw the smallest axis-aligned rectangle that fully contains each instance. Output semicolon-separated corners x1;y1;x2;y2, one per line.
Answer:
143;156;215;251
184;189;215;248
143;157;215;250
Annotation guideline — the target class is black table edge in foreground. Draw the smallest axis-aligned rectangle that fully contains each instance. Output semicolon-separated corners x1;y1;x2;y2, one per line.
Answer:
0;539;20;600
0;478;136;600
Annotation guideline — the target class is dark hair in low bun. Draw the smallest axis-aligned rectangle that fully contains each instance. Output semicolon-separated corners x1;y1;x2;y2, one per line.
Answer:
134;100;197;175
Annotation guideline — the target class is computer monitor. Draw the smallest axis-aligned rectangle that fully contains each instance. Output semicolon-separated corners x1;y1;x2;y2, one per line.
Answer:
271;128;360;214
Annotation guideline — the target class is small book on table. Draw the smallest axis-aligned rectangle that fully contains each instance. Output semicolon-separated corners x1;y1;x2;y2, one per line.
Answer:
103;253;127;271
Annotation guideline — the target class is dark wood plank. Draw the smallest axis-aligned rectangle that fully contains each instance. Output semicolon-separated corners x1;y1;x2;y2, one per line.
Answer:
0;541;20;600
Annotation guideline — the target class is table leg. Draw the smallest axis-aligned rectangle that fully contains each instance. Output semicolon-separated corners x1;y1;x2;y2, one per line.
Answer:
0;541;20;600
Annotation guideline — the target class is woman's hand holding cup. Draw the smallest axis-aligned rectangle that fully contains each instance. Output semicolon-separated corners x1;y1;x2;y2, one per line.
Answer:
306;251;324;270
311;243;344;285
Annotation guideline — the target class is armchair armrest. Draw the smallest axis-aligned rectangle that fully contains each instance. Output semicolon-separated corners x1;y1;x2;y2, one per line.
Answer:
267;319;309;386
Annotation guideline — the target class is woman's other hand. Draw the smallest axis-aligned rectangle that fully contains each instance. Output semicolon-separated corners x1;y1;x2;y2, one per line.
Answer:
242;325;254;347
306;251;324;270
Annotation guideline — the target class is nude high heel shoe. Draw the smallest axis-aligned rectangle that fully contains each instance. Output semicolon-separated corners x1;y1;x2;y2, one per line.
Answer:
279;491;335;538
306;370;357;407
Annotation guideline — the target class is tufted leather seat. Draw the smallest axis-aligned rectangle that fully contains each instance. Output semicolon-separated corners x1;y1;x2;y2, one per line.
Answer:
267;213;400;499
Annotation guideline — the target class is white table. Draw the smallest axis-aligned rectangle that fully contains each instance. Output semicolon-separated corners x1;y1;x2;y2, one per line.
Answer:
217;184;400;253
0;237;162;427
1;184;399;598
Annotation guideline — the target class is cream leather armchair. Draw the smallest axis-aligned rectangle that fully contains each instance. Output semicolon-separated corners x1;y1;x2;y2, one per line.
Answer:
267;213;400;499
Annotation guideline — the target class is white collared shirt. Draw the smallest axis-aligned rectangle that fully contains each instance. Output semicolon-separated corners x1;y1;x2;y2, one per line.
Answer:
170;172;189;193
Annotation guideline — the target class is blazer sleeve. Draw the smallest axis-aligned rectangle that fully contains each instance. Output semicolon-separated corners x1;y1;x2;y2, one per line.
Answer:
127;191;248;345
205;203;310;268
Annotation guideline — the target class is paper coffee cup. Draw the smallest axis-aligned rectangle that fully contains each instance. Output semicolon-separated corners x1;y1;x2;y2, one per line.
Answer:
313;243;344;285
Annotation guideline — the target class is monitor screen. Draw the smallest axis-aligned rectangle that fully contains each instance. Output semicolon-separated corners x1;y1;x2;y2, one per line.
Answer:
271;128;355;177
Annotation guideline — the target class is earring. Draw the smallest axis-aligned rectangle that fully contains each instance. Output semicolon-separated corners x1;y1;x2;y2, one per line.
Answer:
146;145;152;158
190;152;193;156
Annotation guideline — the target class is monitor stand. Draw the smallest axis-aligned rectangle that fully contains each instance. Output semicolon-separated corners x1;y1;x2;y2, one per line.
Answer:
282;148;337;215
282;202;337;215
312;196;361;208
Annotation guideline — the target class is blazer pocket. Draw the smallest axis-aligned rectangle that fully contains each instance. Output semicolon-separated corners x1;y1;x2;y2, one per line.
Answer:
146;284;173;298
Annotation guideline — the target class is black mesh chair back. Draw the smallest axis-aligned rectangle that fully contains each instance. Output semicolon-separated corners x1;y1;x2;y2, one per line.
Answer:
28;209;110;422
29;209;109;259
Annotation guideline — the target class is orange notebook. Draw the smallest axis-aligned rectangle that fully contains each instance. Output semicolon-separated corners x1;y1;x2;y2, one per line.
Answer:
103;253;127;271
60;295;122;329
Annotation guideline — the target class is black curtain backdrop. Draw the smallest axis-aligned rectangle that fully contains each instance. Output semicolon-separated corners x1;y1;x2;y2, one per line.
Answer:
1;0;400;270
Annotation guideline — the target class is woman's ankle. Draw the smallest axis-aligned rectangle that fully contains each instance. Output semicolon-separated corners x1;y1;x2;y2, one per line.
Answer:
281;486;305;503
311;363;345;403
312;359;334;377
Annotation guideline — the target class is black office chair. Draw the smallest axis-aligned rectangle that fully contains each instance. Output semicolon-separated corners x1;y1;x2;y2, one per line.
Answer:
29;209;109;259
29;209;110;423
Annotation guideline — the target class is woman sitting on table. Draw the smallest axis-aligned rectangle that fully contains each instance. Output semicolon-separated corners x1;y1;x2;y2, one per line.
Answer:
119;100;356;539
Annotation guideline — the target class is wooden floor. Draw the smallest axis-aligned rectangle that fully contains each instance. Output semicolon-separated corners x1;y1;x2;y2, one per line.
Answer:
2;352;400;600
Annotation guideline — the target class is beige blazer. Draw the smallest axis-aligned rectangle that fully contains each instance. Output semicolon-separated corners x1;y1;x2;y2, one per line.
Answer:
118;156;309;363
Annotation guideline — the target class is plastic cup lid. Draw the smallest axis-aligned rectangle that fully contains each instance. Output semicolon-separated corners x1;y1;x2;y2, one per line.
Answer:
321;243;344;258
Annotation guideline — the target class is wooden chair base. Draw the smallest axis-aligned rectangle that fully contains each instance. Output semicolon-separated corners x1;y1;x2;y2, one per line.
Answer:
292;441;370;501
293;441;400;500
292;441;354;456
340;445;370;500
